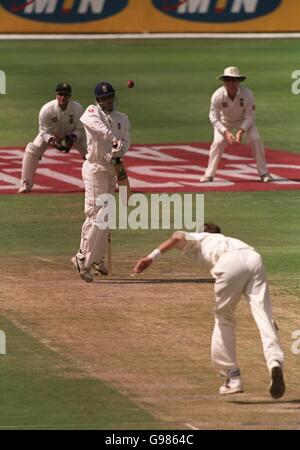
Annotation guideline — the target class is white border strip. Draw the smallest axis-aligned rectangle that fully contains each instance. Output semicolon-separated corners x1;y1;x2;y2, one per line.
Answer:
1;33;300;40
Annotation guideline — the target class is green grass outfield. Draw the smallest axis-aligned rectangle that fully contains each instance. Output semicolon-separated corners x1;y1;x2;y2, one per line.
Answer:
0;39;299;429
0;315;159;430
0;39;300;152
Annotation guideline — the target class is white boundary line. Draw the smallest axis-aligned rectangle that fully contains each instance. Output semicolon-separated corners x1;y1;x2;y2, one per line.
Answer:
1;33;300;40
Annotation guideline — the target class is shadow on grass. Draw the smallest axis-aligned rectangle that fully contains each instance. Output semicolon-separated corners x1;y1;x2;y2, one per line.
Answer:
229;399;300;406
94;278;215;284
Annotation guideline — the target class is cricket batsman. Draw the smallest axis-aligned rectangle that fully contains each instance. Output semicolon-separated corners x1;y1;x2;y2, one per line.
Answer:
71;81;131;282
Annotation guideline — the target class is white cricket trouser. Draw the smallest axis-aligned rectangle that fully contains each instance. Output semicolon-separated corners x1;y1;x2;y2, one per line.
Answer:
204;123;268;178
79;160;116;269
210;249;284;374
20;133;86;188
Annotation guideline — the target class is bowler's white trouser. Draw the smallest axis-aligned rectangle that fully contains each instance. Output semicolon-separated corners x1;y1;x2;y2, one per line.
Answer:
20;133;87;188
210;249;284;374
204;123;268;178
78;160;116;269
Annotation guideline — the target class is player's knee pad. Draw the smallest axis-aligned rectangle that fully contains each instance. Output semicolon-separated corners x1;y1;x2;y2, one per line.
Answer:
249;139;263;150
25;143;40;157
247;128;261;142
84;203;97;219
211;138;226;149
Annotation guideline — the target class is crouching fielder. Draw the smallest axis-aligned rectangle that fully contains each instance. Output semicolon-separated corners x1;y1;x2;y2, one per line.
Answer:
18;83;86;193
133;223;285;399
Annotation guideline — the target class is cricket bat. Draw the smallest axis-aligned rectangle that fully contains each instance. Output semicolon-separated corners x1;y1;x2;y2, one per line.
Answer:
114;157;131;206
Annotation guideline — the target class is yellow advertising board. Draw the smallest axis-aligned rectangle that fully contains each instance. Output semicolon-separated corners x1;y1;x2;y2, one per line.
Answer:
0;0;299;33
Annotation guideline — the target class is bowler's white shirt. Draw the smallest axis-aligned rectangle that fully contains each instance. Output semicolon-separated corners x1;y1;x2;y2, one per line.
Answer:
175;231;254;267
80;105;130;163
209;86;256;134
39;99;84;143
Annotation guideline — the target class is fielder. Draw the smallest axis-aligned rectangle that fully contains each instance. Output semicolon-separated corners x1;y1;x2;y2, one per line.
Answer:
201;67;273;183
18;83;87;193
133;223;285;399
71;81;131;282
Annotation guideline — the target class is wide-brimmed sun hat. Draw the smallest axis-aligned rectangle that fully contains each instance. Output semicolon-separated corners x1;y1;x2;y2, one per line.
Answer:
218;66;246;81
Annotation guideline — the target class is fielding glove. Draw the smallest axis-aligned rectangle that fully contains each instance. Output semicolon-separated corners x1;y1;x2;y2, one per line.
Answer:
48;136;67;151
62;133;77;152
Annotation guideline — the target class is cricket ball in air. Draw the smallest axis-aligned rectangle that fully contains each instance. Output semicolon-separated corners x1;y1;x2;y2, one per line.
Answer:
127;80;135;88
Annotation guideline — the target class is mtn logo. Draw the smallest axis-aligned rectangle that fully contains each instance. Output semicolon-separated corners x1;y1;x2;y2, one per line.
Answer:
2;0;128;24
152;0;282;23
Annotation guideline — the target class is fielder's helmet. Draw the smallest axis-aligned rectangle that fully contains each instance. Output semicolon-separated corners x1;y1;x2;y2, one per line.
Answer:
94;82;115;98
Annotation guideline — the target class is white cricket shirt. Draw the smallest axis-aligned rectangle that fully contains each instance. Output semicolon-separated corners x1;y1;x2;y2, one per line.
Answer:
80;105;130;163
174;231;254;267
39;99;84;143
209;85;256;134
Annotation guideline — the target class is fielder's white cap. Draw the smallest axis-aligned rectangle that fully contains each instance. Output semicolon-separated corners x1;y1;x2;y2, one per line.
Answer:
218;66;246;81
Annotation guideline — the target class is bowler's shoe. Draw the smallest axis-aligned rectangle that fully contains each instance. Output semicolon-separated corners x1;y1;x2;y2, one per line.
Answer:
261;173;273;182
270;365;285;399
200;176;214;183
219;377;244;395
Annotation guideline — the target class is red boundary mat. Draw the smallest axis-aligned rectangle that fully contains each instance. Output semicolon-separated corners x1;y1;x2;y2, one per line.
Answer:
1;143;300;194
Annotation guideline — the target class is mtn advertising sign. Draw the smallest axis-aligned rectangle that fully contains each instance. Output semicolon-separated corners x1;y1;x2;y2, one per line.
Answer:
152;0;282;23
1;0;129;23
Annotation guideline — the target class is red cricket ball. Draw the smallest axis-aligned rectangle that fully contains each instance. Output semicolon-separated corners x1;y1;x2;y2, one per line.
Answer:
127;80;135;88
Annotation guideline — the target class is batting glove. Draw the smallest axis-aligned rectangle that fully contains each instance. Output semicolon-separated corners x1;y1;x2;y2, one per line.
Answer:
111;137;118;148
104;152;115;164
111;139;126;158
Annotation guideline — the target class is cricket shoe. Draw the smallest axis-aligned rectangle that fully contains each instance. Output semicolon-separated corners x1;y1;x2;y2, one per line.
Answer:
219;377;244;395
71;255;93;283
269;363;285;399
18;181;31;193
92;261;109;276
260;173;273;182
200;176;213;183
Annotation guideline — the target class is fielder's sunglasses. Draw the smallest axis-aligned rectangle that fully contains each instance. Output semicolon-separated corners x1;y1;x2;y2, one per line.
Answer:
56;92;71;96
223;77;240;82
